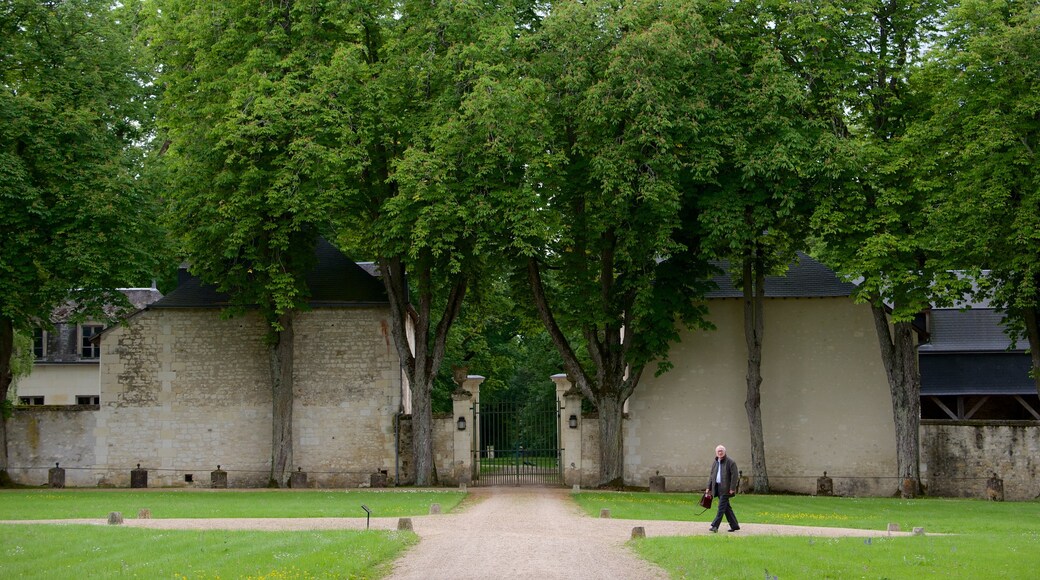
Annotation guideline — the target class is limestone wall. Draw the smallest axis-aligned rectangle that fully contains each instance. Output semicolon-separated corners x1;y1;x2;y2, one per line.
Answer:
7;406;97;486
625;297;897;495
922;421;1040;500
91;307;401;488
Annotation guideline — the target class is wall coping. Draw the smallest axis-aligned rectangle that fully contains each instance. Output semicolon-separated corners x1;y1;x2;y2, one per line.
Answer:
922;419;1040;427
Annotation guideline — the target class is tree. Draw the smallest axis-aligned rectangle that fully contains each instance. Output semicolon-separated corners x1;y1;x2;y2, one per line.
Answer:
694;0;831;493
807;0;957;497
511;0;732;486
0;0;163;482
308;0;540;485
147;0;344;486
911;0;1040;395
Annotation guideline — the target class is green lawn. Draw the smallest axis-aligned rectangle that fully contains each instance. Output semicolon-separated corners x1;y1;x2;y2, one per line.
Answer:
576;491;1040;579
0;525;415;579
0;489;465;520
0;489;455;579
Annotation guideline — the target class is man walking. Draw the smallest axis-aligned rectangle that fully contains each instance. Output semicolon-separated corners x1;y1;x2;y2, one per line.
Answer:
706;444;740;532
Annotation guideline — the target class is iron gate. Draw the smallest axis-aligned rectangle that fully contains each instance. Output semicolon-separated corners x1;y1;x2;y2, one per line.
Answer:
472;399;563;486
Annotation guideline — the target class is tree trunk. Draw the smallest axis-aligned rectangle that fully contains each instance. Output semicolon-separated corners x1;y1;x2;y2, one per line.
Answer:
0;317;13;481
871;304;921;498
527;258;638;487
595;392;626;487
1024;306;1040;397
268;312;295;488
379;256;466;486
410;360;436;486
742;258;769;493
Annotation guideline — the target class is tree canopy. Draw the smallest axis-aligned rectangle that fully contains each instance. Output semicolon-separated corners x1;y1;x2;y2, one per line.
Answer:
0;0;164;476
911;0;1040;393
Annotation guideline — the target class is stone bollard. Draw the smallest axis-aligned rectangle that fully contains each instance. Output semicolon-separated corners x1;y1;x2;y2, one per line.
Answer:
572;484;580;493
649;472;666;493
138;509;152;519
600;508;611;519
986;473;1005;501
398;518;413;531
370;471;388;488
289;467;307;489
211;465;228;489
887;523;900;532
631;526;646;539
130;464;148;488
459;483;467;491
108;512;123;525
912;527;925;536
738;471;751;494
816;471;834;496
429;503;441;515
48;463;65;489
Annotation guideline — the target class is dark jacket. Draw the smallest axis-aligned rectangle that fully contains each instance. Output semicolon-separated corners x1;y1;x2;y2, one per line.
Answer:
708;455;739;496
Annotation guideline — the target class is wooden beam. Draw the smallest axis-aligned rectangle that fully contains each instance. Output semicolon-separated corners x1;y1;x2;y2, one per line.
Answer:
930;396;958;420
964;396;989;420
1013;395;1040;421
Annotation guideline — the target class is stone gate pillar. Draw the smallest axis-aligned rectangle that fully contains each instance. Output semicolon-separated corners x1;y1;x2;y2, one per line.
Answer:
452;374;484;484
452;389;473;486
553;374;583;487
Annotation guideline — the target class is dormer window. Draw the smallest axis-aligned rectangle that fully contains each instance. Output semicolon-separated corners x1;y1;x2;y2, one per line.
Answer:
33;328;47;359
80;324;104;359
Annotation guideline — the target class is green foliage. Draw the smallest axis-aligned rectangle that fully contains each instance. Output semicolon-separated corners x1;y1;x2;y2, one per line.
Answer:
147;0;350;328
515;0;728;386
8;332;33;384
0;525;416;579
804;0;971;319
696;0;830;269
911;0;1040;348
0;0;165;332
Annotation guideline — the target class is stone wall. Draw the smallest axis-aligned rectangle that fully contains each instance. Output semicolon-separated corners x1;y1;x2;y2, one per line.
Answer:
7;406;97;486
922;421;1040;500
389;413;460;486
625;297;897;495
89;306;401;488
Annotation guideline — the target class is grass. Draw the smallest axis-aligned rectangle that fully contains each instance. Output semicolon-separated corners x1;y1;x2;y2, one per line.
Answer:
575;491;1040;579
0;524;415;579
0;489;451;579
0;489;465;520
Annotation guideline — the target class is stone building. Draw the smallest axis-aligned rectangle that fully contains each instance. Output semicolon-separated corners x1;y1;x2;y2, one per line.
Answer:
17;288;163;406
8;250;1037;498
10;239;406;488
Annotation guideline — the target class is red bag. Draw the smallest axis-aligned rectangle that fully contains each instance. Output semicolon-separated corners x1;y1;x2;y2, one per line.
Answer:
699;492;713;510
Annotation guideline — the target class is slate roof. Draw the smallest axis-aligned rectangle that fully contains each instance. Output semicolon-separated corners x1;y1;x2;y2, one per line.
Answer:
918;308;1033;396
920;353;1035;396
706;252;857;299
50;288;164;322
918;309;1020;353
151;239;388;309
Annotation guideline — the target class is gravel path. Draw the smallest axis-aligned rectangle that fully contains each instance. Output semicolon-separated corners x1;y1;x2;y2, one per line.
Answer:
3;487;911;580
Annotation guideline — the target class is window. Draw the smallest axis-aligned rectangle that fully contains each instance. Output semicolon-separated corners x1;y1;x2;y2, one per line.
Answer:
76;395;100;405
80;324;104;359
19;396;44;406
33;328;46;359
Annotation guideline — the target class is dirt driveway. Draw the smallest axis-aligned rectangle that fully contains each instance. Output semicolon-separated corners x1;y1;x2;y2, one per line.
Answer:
6;487;909;579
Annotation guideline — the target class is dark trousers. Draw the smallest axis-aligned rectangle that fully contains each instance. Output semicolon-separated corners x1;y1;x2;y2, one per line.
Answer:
710;483;739;529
